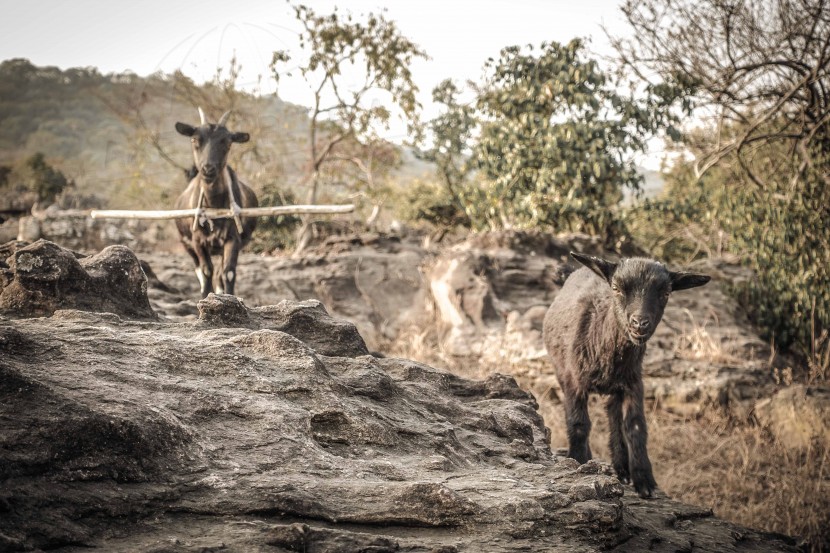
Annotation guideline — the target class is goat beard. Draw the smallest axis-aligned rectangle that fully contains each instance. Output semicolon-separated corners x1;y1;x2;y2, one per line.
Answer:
627;331;650;346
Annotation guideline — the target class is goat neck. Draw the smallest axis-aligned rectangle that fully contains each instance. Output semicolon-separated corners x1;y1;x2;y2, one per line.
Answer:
198;167;233;208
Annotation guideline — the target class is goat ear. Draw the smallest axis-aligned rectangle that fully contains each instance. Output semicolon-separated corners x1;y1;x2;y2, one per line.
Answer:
670;272;711;291
175;122;196;137
571;252;617;283
231;132;250;144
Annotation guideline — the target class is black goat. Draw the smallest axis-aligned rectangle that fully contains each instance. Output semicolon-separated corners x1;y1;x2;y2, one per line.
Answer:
174;109;258;298
543;252;710;498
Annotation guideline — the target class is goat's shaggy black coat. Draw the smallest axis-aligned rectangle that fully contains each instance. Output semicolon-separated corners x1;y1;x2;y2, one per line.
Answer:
543;252;710;498
174;116;258;298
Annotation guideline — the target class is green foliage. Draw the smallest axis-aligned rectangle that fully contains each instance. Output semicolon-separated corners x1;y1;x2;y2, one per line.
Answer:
271;3;427;160
399;179;468;227
249;183;302;253
23;152;70;203
624;153;731;263
421;40;679;239
271;4;428;250
415;80;476;224
728;151;830;354
630;132;830;355
614;0;830;357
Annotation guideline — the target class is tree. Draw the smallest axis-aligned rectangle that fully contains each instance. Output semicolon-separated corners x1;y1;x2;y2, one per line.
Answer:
416;79;476;225
24;152;69;204
422;40;678;240
612;0;830;186
613;0;830;355
270;4;428;251
322;132;402;228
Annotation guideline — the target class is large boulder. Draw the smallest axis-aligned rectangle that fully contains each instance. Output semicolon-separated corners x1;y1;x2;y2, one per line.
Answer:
0;290;801;551
0;239;156;320
143;232;429;346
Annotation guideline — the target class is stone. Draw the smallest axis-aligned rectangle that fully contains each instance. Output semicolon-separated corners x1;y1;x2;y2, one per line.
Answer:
0;236;800;551
0;301;800;552
0;239;156;320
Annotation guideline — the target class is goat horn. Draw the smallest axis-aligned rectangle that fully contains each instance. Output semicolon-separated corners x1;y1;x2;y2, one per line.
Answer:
198;107;207;125
217;110;231;126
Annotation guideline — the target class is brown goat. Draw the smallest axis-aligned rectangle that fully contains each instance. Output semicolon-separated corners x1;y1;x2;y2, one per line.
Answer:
543;252;710;498
174;109;258;298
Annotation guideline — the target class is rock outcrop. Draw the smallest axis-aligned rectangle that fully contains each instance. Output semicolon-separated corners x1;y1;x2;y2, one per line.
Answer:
0;240;802;552
0;239;156;320
135;230;787;417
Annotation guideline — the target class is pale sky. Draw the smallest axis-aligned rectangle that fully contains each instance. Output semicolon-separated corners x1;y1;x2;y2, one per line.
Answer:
1;1;654;158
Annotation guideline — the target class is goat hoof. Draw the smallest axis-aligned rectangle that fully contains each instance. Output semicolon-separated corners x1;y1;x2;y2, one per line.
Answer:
632;468;657;499
613;463;630;484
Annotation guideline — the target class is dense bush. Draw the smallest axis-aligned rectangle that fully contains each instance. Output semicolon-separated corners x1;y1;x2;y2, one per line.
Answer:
627;139;829;360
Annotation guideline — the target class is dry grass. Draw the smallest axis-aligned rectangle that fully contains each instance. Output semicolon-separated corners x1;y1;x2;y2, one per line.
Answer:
672;308;748;365
531;376;829;551
647;409;829;551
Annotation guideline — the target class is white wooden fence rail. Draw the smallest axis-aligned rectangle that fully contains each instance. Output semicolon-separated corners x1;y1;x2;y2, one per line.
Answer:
30;204;355;220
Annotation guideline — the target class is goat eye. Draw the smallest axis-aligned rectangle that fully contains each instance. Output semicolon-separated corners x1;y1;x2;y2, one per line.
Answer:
611;283;622;295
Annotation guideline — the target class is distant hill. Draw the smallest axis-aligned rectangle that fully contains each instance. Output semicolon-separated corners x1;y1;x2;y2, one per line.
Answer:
0;59;314;209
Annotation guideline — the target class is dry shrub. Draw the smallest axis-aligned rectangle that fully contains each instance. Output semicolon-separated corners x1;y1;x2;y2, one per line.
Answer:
649;409;829;552
672;309;745;364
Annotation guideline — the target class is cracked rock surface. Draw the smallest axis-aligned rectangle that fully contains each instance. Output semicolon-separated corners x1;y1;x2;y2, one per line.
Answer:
0;240;802;552
0;239;155;320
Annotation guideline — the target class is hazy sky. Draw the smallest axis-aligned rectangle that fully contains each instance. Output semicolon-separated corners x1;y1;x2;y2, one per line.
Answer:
1;0;642;149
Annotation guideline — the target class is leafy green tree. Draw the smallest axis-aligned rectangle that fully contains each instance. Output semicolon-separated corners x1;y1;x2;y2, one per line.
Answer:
416;80;476;225
270;4;428;251
422;40;680;241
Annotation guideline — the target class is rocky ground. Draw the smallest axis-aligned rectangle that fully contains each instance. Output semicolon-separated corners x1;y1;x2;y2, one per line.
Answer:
0;236;820;551
139;231;785;422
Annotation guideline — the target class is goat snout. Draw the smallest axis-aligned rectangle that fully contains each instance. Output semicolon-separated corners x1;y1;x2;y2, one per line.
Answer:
201;164;218;181
629;315;651;332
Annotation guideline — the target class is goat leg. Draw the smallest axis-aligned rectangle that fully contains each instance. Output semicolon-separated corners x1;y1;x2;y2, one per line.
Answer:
563;391;592;463
622;384;657;498
193;243;214;298
221;238;241;296
606;393;631;484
